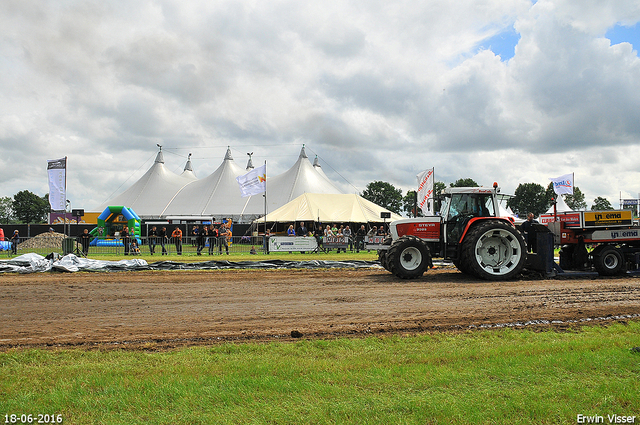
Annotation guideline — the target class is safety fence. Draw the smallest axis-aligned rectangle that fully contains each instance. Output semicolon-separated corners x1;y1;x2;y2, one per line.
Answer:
0;236;266;257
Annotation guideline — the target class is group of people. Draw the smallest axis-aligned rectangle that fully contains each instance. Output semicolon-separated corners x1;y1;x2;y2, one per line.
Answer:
147;225;192;255
281;222;387;252
194;223;232;255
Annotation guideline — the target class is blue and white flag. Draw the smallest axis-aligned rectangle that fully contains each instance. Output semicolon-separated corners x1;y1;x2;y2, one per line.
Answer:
47;157;67;211
549;173;574;195
236;164;266;197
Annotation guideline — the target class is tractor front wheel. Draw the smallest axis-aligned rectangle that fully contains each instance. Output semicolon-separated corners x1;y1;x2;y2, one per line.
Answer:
387;235;431;279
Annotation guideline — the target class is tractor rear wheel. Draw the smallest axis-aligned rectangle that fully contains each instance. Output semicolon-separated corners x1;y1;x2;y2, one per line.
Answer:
378;249;390;271
460;220;526;280
387;235;431;279
593;245;624;276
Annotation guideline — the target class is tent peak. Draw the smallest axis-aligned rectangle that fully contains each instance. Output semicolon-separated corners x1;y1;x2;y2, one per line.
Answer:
313;155;321;168
183;153;193;172
299;145;308;159
154;150;165;164
224;146;233;161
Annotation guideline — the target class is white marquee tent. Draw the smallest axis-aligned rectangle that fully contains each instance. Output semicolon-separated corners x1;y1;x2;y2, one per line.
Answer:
255;193;403;224
94;146;349;222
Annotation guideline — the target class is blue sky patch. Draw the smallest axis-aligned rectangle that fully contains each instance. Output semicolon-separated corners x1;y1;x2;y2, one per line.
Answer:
477;27;520;61
606;23;639;53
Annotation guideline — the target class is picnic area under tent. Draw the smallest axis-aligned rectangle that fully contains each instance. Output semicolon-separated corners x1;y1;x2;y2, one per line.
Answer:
253;193;403;231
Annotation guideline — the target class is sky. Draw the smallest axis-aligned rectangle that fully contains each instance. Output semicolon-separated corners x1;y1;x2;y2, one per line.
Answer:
1;0;640;214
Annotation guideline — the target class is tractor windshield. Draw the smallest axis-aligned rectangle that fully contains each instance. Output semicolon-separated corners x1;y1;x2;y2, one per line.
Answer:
448;194;495;219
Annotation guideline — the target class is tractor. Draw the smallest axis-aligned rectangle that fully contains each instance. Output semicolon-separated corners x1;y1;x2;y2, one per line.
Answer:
378;183;528;280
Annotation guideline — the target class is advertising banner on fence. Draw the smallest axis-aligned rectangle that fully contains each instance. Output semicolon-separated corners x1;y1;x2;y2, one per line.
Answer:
47;157;67;211
268;236;318;252
323;236;349;250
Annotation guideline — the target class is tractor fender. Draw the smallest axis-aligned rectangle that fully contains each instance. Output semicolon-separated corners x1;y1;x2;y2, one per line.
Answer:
458;217;517;244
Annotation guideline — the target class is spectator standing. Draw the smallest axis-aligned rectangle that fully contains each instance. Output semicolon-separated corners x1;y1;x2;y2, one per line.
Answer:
148;226;157;255
296;222;308;237
343;225;352;251
10;230;19;255
78;228;92;256
121;227;130;255
158;227;168;255
218;224;230;255
287;224;295;236
196;225;207;255
521;212;538;253
209;225;218;255
356;225;366;252
171;226;183;255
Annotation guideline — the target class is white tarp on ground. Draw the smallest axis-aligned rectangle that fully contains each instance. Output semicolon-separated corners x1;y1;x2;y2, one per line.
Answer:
255;193;403;224
0;253;149;273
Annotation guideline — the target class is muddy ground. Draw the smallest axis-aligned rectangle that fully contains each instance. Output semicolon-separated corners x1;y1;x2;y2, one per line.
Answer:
1;267;639;350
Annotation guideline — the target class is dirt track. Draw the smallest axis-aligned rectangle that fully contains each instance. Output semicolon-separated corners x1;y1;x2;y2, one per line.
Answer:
1;267;639;350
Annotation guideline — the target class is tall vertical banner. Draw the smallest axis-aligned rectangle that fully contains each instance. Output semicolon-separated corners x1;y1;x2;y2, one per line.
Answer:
47;157;67;211
236;164;267;197
549;173;574;195
416;168;435;216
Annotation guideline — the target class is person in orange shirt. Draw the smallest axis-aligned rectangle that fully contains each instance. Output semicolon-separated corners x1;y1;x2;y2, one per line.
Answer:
171;226;183;255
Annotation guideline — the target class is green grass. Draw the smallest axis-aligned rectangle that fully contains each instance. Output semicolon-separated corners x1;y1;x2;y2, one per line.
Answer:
2;322;639;424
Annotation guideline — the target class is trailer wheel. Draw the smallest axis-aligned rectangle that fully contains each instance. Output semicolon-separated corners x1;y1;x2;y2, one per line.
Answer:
387;235;431;279
461;220;527;280
593;245;624;276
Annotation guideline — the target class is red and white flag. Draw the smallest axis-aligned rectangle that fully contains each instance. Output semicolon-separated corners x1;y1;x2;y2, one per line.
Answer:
416;168;435;216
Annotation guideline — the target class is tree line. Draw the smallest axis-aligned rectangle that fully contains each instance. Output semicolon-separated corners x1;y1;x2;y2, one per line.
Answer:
0;191;50;224
360;180;615;217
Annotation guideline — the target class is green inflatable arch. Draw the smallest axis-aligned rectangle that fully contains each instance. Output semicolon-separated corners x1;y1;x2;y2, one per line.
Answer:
90;206;141;246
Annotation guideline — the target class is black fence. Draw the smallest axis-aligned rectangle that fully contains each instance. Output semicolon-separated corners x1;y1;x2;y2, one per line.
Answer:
0;235;265;257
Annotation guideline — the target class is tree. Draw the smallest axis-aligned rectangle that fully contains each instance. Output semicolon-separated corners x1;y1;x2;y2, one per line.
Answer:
450;178;478;187
0;196;13;224
508;183;549;217
12;190;49;224
403;190;421;217
591;197;613;211
361;181;403;215
564;187;587;210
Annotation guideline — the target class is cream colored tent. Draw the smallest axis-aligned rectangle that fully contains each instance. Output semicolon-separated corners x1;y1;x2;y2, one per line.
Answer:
256;193;403;224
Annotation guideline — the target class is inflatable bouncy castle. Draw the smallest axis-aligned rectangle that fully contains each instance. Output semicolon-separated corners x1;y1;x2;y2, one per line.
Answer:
90;206;141;246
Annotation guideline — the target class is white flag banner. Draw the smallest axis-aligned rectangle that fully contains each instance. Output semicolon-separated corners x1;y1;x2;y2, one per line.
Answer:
236;164;266;197
549;173;574;195
47;157;67;211
416;168;435;216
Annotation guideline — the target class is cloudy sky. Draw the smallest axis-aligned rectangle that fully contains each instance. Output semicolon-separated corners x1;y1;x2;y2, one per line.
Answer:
2;0;639;213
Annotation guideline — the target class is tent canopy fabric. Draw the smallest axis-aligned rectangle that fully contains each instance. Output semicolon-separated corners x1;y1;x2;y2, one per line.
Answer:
255;193;403;224
545;195;573;214
95;146;349;222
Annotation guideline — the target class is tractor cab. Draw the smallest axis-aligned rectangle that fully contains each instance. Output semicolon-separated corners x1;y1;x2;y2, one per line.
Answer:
440;186;499;247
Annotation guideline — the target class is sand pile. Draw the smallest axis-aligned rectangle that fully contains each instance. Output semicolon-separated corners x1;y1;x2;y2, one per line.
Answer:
18;232;79;250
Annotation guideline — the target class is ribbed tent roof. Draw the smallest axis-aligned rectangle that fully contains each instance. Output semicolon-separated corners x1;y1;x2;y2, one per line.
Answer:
241;146;343;217
162;147;249;217
95;150;196;217
95;146;357;222
256;193;403;224
545;195;573;213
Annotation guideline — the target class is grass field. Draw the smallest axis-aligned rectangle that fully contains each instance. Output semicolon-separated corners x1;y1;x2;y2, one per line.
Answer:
2;322;639;424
